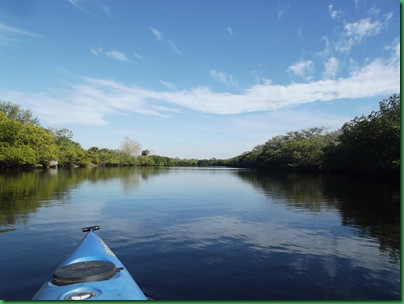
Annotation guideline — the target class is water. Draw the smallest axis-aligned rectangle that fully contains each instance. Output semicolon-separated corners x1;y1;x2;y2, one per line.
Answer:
0;167;400;300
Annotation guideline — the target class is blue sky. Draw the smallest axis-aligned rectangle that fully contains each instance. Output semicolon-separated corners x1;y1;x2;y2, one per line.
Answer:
0;0;400;159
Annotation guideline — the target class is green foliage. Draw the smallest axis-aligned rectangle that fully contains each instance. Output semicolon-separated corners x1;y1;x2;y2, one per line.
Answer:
1;94;399;174
228;94;400;175
0;100;40;125
324;94;400;173
48;127;89;167
0;113;57;168
0;102;198;168
198;158;226;167
228;127;333;170
87;147;137;166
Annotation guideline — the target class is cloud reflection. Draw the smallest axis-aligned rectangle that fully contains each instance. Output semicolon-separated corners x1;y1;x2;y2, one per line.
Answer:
155;214;397;278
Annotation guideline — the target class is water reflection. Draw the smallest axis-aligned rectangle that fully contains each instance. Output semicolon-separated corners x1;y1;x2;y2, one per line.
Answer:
132;211;399;300
1;168;399;261
0;170;62;226
141;213;388;268
0;167;168;226
235;170;400;261
0;167;400;300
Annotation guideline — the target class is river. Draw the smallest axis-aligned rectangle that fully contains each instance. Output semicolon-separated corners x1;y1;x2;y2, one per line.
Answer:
0;167;400;300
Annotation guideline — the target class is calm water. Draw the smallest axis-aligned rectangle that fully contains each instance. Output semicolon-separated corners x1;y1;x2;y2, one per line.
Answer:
0;167;400;300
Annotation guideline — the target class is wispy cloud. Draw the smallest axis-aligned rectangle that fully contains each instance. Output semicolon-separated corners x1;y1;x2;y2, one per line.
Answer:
317;7;394;59
150;27;163;42
97;1;112;17
328;4;343;20
0;23;40;38
133;51;145;61
150;26;182;55
160;80;177;91
343;18;382;43
277;4;289;19
67;0;112;17
226;26;237;39
296;27;303;40
336;14;391;53
209;69;238;88
90;47;131;63
0;22;42;45
90;47;103;56
313;8;395;80
1;42;399;124
384;38;400;57
168;40;182;55
67;0;83;10
287;60;315;80
105;51;131;62
323;57;339;79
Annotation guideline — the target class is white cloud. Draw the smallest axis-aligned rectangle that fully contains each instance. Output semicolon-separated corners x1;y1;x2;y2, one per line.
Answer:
67;0;84;10
97;1;112;18
209;69;238;88
67;0;111;17
160;80;177;91
105;51;131;62
316;36;332;59
328;4;343;20
226;26;234;38
90;47;131;63
277;4;289;19
345;18;382;40
0;23;40;38
150;26;163;42
0;22;42;45
90;47;103;56
133;51;145;61
0;47;399;124
384;38;400;59
287;60;315;80
150;26;182;55
323;57;339;79
337;15;390;53
167;39;182;55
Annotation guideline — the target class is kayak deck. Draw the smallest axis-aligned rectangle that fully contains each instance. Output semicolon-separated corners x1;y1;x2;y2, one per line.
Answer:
32;226;148;300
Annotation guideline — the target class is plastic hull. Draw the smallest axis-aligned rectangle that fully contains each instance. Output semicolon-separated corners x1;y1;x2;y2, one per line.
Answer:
32;229;147;300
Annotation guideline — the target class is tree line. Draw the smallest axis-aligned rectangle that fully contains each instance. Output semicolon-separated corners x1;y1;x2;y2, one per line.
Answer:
225;94;400;175
0;93;400;175
0;101;198;168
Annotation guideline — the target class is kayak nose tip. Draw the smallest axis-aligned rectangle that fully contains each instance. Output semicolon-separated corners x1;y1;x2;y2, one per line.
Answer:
82;225;100;232
63;288;101;300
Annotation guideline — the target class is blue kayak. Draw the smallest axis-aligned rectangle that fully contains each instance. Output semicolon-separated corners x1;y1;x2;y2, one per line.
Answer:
32;226;148;300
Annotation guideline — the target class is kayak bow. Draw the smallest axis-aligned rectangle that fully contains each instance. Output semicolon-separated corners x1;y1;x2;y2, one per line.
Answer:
32;226;148;300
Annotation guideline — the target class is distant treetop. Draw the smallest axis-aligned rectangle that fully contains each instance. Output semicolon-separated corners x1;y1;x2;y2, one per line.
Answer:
0;100;40;126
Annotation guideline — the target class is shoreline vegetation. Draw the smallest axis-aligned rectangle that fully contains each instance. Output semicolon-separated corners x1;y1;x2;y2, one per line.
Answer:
0;94;400;176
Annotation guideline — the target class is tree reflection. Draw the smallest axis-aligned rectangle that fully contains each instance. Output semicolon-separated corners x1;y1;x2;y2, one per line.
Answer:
235;170;400;261
0;167;170;226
